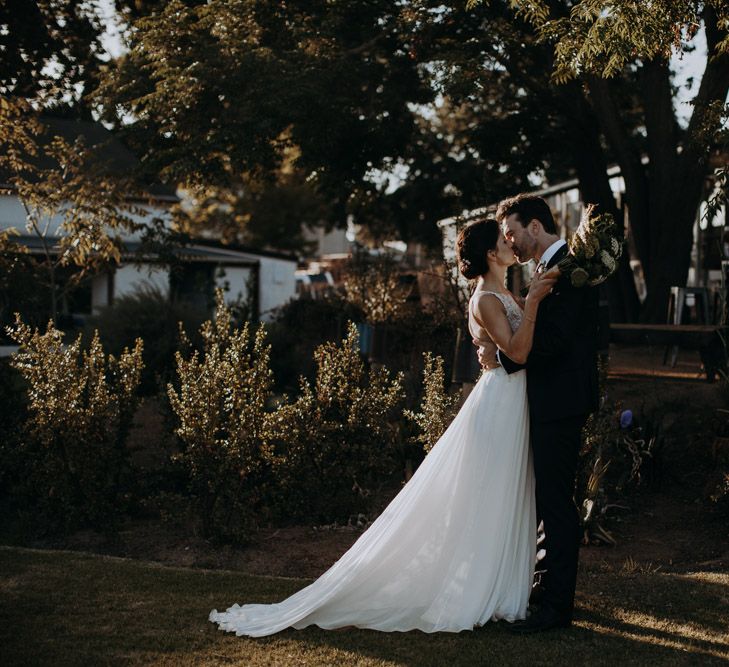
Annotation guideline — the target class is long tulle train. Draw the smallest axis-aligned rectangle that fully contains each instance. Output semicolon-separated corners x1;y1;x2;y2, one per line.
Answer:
209;366;535;636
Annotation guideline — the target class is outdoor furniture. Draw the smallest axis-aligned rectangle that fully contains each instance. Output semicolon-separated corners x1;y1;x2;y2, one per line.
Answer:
664;286;711;367
610;323;725;382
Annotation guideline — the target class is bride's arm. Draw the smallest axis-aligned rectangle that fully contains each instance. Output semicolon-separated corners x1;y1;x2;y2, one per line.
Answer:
472;275;556;364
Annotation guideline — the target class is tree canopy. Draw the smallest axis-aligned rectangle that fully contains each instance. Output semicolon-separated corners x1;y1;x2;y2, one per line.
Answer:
4;1;728;319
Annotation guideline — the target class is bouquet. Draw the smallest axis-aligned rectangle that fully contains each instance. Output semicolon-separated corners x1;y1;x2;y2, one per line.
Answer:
545;204;624;288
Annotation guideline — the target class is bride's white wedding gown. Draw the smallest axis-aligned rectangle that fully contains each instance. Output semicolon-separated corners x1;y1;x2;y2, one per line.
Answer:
209;291;536;636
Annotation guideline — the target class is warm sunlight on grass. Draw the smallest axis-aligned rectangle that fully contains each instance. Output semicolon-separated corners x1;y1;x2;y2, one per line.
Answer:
1;547;727;666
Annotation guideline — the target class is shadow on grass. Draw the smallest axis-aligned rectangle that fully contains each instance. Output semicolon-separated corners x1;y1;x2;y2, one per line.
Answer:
287;576;729;667
1;546;727;666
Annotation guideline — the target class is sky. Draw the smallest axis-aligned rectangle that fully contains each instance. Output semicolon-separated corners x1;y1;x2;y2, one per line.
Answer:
671;27;709;128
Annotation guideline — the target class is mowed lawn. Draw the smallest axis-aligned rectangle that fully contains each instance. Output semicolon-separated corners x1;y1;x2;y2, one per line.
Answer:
1;546;727;666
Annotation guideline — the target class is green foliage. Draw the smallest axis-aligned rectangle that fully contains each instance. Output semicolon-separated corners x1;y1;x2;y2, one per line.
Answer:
0;357;28;505
87;284;208;395
6;315;143;531
0;230;50;337
167;289;277;542
405;352;460;453
272;322;404;523
0;1;107;107
0;97;145;320
97;0;429;186
342;251;410;325
95;1;520;248
701;101;729;227
579;397;662;545
172;166;325;256
265;293;362;393
468;0;729;82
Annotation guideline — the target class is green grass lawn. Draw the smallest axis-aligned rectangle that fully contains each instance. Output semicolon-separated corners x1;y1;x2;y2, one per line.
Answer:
1;546;727;666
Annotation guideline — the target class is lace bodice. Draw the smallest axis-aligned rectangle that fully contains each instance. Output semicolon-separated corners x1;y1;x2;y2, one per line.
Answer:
468;290;523;345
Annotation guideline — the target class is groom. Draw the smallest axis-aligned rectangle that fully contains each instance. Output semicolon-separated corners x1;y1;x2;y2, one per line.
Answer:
482;193;599;633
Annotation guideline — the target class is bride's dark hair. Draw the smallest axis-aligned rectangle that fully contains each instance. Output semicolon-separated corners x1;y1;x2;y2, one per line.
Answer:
456;217;500;280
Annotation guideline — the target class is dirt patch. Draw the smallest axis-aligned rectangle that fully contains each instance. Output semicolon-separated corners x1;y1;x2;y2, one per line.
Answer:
53;521;371;579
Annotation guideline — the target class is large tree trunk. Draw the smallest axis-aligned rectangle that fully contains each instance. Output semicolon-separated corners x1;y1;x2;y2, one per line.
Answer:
640;8;729;322
562;85;641;322
587;24;729;322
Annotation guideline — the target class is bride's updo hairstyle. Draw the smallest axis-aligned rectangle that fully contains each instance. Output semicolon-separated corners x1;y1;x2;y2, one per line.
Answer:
456;217;500;280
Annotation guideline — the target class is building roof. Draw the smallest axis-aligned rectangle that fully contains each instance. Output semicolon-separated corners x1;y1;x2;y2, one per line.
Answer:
11;234;296;267
0;116;177;201
189;237;299;263
436;164;625;229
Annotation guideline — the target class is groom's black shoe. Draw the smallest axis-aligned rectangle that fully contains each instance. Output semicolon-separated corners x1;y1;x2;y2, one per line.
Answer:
508;605;571;634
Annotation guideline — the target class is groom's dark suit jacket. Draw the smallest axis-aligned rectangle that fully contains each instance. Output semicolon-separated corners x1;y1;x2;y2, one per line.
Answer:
501;245;599;422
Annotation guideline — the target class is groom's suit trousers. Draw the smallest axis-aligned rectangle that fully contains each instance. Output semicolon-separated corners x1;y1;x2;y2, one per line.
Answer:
531;413;587;617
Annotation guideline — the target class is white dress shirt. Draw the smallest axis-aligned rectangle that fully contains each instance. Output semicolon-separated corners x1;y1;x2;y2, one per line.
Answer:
537;239;567;270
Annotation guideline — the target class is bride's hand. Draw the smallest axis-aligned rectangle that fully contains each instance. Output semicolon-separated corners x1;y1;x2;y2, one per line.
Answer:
526;271;558;304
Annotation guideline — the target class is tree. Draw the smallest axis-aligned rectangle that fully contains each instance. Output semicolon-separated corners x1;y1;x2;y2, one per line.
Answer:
465;0;729;321
0;97;145;320
9;2;726;318
170;145;329;255
94;0;642;288
410;0;641;319
0;1;106;113
95;0;556;251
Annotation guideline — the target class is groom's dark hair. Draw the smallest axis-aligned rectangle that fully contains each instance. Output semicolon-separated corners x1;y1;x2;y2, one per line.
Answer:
495;194;557;235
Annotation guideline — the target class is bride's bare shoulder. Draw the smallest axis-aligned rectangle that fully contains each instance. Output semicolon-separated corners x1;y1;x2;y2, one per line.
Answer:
472;291;505;309
472;292;508;325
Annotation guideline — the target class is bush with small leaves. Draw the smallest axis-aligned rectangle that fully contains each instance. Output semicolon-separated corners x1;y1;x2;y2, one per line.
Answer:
578;374;662;546
342;252;409;325
7;316;143;532
86;283;208;395
167;290;277;543
265;292;361;394
0;357;28;517
405;352;461;453
272;322;404;523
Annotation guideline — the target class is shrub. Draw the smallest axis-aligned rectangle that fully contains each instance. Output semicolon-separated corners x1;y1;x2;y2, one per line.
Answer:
167;290;276;543
0;357;28;511
87;283;209;395
272;322;404;523
0;239;51;341
266;293;362;393
6;316;143;531
342;252;409;325
579;399;662;545
405;352;461;453
710;404;729;513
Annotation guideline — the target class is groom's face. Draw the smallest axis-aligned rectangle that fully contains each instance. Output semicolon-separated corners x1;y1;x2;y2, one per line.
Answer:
501;214;538;263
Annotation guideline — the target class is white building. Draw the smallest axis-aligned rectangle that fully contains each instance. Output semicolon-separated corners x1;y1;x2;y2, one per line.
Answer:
0;118;298;331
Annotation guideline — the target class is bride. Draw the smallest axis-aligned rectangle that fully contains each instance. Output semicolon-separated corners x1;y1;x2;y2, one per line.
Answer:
209;217;557;636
